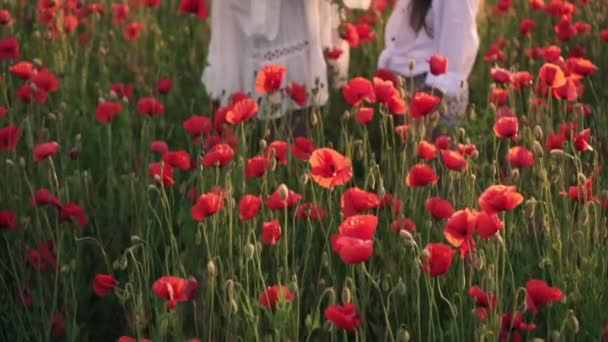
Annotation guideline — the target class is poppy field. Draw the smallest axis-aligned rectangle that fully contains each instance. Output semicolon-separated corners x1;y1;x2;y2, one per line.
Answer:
2;0;608;341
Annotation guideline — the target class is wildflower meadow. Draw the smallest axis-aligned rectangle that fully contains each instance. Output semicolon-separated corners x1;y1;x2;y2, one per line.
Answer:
1;0;608;341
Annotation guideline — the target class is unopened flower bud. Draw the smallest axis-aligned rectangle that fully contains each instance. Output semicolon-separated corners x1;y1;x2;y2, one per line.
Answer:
259;139;267;150
341;287;351;304
577;173;587;184
207;260;217;278
534;125;544;141
533;141;544;156
278;183;289;201
244;243;255;260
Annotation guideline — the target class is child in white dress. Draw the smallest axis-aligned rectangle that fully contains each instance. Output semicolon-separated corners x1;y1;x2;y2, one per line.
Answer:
378;0;482;129
202;0;371;138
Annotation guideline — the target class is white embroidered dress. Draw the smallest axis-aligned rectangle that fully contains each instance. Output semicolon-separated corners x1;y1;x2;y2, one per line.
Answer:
202;0;371;118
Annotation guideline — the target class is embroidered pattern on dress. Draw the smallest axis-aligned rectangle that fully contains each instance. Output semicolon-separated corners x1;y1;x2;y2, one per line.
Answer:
252;40;310;62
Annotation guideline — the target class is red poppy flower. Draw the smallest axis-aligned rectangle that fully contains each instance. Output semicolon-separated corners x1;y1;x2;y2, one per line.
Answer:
441;150;467;171
0;125;22;151
152;276;198;309
499;312;536;342
539;63;566;88
261;219;281;245
110;83;133;99
428;55;448;75
192;192;224;221
239;194;262;222
444;209;477;247
525;279;563;315
510;71;534;89
285;81;308;107
394;124;411;142
552;75;584;101
507;146;535;168
426;196;455;219
137;97;164;116
490;67;512;84
178;0;208;19
264;140;289;165
342;77;375;106
355;107;374;125
341;187;380;217
478;185;524;214
291;136;316;161
93;274;118;297
544;134;563;151
390;217;416;233
16;84;46;104
374;68;398;86
326;47;344;59
112;4;130;24
468;285;497;322
265;186;303;210
373;77;406;115
417;140;438;160
566;57;598;77
245;156;271;179
59;203;87;227
574;128;592;152
458;143;477;157
183;115;212;136
494;116;519;140
156;78;172;94
379;193;402;216
50;313;65;338
226;98;258;124
95;101;123;123
62;15;79;34
520;19;537;35
340;22;360;47
422;243;455;277
295;203;327;221
30;188;62;208
124;21;144;41
33;141;59;162
601;28;608;42
309;148;353;189
202;143;235;167
163;150;192;170
118;337;152;342
410;92;441;119
406;164;439;187
331;214;377;264
0;10;14;26
259;285;294;309
0;37;19;60
324;303;362;332
554;15;577;42
0;210;16;230
255;64;287;95
475;211;504;238
150;141;169;154
148;163;174;186
434;135;451;150
25;239;57;271
490;88;508;106
9;61;34;79
560;178;599;203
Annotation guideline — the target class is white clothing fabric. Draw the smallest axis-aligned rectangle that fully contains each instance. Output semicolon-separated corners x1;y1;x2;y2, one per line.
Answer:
378;0;481;97
202;0;371;114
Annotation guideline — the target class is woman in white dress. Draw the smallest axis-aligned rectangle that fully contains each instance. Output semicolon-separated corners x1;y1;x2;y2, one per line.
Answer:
378;0;482;130
202;0;371;138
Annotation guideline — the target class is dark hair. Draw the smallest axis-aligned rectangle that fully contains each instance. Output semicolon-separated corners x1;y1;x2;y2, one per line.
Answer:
410;0;433;33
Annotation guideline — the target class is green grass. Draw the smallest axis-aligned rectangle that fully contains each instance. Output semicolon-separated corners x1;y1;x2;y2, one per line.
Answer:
1;1;608;341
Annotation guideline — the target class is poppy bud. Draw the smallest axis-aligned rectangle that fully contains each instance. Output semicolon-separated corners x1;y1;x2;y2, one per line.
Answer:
5;159;14;166
567;310;579;333
341;287;352;304
470;150;479;160
60;264;70;273
395;278;407;296
397;328;411;341
130;235;142;243
48;113;57;121
326;287;336;304
459;128;466;139
195;228;202;245
119;255;128;270
342;110;351;121
577;173;587;184
533;141;544;156
112;260;120;270
278;184;289;201
207;260;217;278
550;331;561;342
299;172;309;185
244;243;255;260
534;125;544;141
408;59;416;71
399;229;414;242
311;108;320;126
259;139;267;150
511;169;520;179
